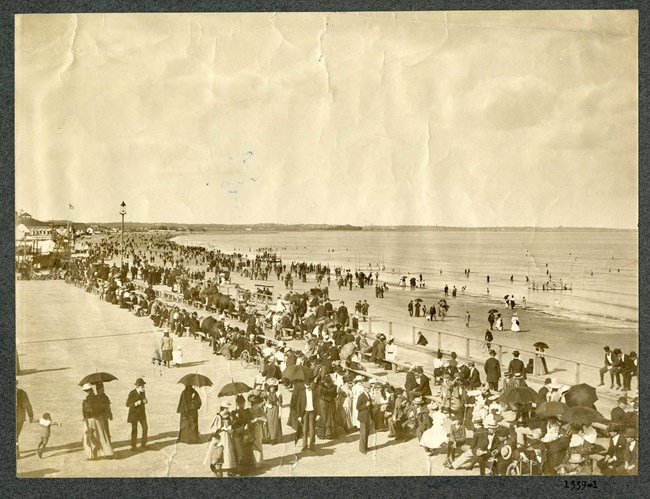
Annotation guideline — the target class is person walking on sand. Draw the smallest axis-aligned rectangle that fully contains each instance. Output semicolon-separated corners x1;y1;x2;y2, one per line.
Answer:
408;300;414;317
36;412;62;458
465;311;471;328
177;384;202;444
357;382;374;454
160;329;173;368
510;313;520;332
126;378;148;451
429;304;436;321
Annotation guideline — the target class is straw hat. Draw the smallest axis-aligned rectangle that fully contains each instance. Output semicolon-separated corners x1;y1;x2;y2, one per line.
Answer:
413;397;425;405
354;375;364;382
568;453;585;464
500;444;513;460
549;378;562;390
81;383;93;391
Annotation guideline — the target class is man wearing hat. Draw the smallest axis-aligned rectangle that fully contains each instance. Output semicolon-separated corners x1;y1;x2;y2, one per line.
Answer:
336;300;349;328
537;378;552;406
598;346;615;386
126;378;148;451
469;419;497;475
468;362;481;390
610;397;628;424
484;350;501;391
598;424;627;475
508;351;526;380
357;381;374;454
408;366;432;400
623;427;637;474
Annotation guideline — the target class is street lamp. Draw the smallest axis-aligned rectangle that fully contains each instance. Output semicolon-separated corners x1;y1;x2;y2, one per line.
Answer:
119;201;127;267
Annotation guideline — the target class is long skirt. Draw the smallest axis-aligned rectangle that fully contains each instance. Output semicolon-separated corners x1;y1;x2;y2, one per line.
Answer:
534;356;549;375
83;418;114;459
266;406;282;442
162;350;173;362
252;424;264;467
219;430;237;470
178;413;200;444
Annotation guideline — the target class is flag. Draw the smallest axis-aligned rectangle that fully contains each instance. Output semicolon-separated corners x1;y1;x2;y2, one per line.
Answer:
69;203;75;210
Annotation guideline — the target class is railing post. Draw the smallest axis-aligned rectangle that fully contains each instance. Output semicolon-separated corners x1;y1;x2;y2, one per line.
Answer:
388;321;393;337
575;362;581;385
368;317;372;334
412;326;417;345
465;338;470;360
497;344;503;365
437;332;442;352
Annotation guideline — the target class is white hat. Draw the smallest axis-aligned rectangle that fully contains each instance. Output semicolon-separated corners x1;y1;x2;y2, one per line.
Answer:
81;383;93;391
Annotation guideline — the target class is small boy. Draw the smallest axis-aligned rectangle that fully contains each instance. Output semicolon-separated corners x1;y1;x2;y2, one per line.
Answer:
36;412;62;458
204;432;224;477
465;311;471;328
444;417;466;467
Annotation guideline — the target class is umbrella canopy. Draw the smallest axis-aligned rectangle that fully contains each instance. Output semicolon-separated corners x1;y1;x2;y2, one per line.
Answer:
499;386;539;405
178;373;213;388
282;364;314;382
217;381;253;397
561;406;607;426
78;372;118;386
536;401;569;418
488;309;499;314
533;342;550;350
414;298;424;303
564;383;598;408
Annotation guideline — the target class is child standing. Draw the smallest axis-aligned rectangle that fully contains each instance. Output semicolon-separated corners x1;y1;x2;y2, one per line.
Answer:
204;432;225;477
36;412;62;458
465;311;471;328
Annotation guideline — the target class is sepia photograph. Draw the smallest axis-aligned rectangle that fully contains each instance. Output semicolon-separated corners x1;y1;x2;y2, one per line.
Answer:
14;10;638;478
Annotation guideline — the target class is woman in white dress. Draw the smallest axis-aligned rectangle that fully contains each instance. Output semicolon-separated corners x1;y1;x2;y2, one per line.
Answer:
419;402;448;455
510;313;521;332
494;314;504;331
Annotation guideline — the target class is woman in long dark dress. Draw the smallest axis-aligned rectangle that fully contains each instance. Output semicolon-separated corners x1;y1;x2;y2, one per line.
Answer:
316;377;338;439
264;381;283;444
177;385;202;444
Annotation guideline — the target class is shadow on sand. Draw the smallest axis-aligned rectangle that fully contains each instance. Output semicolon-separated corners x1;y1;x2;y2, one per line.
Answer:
18;367;71;376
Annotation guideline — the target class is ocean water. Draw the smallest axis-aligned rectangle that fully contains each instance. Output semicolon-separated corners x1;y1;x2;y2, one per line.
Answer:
173;230;638;325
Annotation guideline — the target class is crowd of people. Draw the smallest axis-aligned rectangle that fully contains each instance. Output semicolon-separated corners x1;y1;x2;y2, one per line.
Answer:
18;232;638;477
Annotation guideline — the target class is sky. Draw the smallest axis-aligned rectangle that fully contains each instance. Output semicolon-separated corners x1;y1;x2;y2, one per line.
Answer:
15;11;638;228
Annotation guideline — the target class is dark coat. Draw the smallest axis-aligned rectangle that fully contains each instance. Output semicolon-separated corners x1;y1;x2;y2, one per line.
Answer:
509;358;526;379
471;427;489;456
468;367;482;390
537;386;550;406
404;372;417;392
336;306;349;325
126;389;147;423
16;389;34;423
289;383;319;430
484;357;501;383
411;374;432;397
604;435;627;465
356;391;373;425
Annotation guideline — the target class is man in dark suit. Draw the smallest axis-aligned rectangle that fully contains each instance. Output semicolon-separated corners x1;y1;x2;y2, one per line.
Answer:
468;362;481;390
537;378;552;406
598;425;627;475
409;366;432;399
290;378;319;451
457;361;470;386
336;301;349;327
610;397;628;424
484;351;501;391
599;346;615;386
126;378;148;450
470;420;497;475
620;352;635;391
508;351;526;380
609;349;623;389
357;382;374;454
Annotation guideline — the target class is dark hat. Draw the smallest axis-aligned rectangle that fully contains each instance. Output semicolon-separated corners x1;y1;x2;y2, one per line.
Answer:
603;346;610;351
135;378;146;387
625;427;637;439
42;412;52;420
468;361;475;367
618;397;628;404
489;350;496;356
512;351;520;357
414;366;424;374
613;348;622;355
545;378;552;384
607;423;622;433
630;351;637;358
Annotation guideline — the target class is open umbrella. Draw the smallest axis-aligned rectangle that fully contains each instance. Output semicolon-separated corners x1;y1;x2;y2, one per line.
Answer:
499;386;539;405
564;383;598;408
282;364;314;382
414;298;424;303
536;401;569;418
217;381;253;397
178;373;213;388
533;342;550;350
561;406;607;426
488;309;499;314
78;372;118;386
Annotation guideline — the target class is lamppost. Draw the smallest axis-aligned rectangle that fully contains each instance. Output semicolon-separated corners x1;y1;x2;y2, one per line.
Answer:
120;201;126;267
